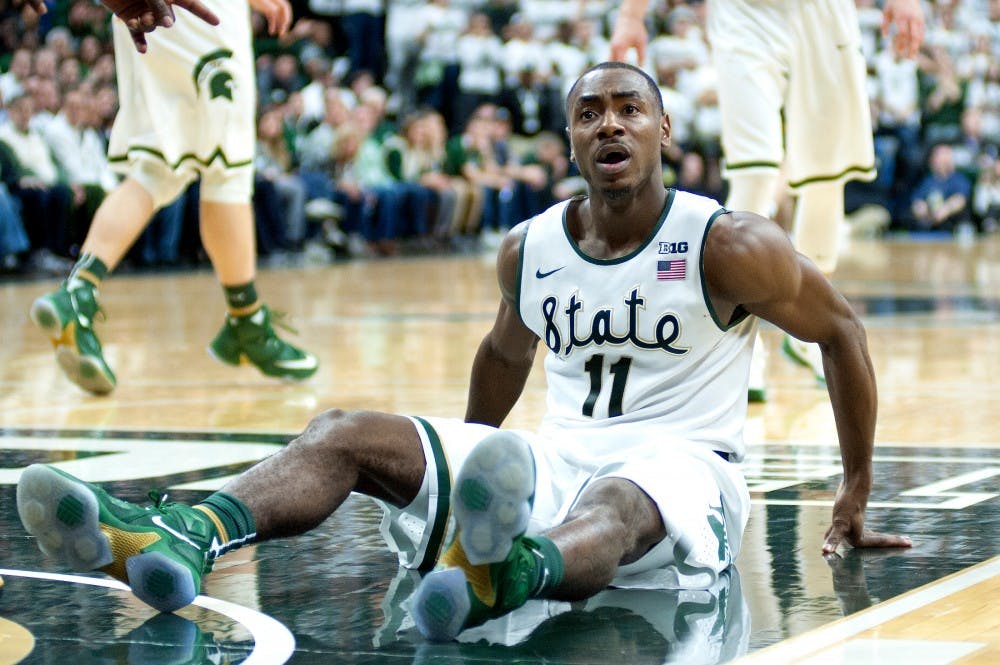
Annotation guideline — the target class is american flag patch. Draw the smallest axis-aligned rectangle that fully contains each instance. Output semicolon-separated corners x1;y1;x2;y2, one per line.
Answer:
657;259;687;281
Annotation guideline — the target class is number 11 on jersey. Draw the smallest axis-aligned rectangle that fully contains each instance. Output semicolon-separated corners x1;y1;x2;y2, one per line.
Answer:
582;354;633;417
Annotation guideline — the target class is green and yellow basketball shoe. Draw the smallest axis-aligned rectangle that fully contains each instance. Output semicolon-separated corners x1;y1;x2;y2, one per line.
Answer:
30;284;116;395
16;464;216;613
411;432;563;641
208;305;318;381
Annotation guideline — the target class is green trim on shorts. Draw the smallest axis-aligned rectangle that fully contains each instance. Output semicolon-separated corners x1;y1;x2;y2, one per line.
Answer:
412;416;452;572
724;160;781;171
108;145;253;170
788;164;876;189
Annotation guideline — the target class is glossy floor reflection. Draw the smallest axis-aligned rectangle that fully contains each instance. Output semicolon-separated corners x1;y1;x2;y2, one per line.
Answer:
1;436;996;664
1;237;998;663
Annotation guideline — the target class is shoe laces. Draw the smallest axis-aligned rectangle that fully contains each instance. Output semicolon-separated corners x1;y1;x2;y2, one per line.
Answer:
69;286;108;323
268;308;300;336
147;489;173;510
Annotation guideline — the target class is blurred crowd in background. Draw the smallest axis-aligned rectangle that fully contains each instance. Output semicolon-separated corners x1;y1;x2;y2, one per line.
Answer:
0;0;997;275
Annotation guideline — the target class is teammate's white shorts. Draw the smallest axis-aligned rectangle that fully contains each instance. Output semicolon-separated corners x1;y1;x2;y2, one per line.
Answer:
107;0;256;208
376;416;751;590
707;0;876;190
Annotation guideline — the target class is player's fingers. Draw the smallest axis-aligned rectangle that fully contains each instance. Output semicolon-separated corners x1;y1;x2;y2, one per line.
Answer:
265;0;292;36
170;0;220;26
24;0;48;15
635;42;646;67
856;530;913;549
140;10;159;32
129;28;149;53
822;533;843;554
143;0;173;26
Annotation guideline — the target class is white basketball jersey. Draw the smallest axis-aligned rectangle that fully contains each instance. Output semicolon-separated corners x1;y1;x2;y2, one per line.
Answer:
518;190;756;460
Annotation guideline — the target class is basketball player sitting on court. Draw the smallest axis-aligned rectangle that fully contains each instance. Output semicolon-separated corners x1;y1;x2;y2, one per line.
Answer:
16;63;912;641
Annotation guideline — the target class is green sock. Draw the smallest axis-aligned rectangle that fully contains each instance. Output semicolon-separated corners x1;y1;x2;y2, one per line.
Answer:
195;492;257;557
66;253;108;291
223;282;259;317
523;535;564;598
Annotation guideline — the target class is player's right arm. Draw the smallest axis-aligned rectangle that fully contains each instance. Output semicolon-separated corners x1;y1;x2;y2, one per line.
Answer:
465;223;539;427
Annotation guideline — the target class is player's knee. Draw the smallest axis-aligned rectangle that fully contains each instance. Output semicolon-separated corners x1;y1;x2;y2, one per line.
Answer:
200;168;253;203
568;478;665;560
292;408;363;457
725;170;781;217
129;160;191;209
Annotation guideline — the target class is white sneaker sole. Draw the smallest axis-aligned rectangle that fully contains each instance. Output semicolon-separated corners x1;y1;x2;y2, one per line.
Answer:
453;431;535;566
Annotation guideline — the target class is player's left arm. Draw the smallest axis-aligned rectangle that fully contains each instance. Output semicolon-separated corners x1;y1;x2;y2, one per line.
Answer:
704;211;913;554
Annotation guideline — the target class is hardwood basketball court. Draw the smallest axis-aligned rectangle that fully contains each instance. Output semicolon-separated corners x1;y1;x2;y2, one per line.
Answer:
0;233;997;664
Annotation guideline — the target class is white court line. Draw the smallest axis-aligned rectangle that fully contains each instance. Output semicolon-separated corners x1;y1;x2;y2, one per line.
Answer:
0;569;296;665
732;556;1000;664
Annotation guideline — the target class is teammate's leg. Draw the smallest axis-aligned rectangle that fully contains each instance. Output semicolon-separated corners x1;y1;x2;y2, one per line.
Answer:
29;173;180;394
200;196;318;380
780;180;846;383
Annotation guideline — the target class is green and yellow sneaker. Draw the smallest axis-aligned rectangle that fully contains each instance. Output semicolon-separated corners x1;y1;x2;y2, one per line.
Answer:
16;464;216;613
412;431;556;641
208;305;318;381
30;284;116;395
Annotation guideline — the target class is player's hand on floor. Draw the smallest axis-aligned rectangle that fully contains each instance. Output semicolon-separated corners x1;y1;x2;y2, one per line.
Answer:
822;483;913;554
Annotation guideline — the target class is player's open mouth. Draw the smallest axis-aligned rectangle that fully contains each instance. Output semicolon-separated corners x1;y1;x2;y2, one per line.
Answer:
595;144;631;174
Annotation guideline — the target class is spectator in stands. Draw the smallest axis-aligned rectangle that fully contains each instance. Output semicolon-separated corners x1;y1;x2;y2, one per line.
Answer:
0;49;31;104
28;77;61;133
0;177;30;272
410;0;465;129
32;47;58;83
341;0;387;84
518;130;571;212
350;100;433;253
919;45;967;146
410;107;481;242
256;106;308;253
909;143;972;233
951;107;998;184
500;65;564;138
973;156;1000;234
874;43;923;202
41;88;118;253
454;12;504;130
444;106;507;240
0;92;75;272
393;110;458;242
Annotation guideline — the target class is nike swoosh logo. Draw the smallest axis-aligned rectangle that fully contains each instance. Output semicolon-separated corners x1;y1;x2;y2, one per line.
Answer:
535;266;565;279
151;515;200;550
275;355;319;370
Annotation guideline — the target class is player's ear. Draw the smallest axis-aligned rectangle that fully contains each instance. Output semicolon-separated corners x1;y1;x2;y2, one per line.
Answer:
661;113;672;148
